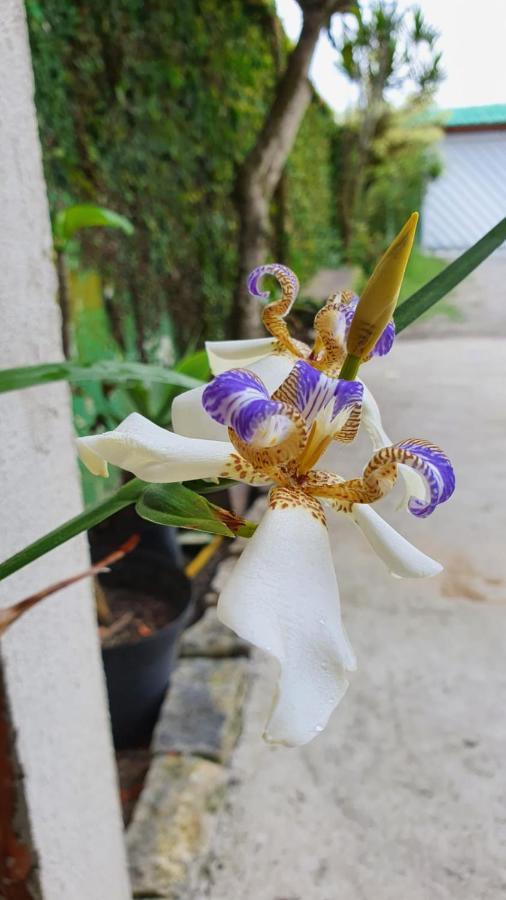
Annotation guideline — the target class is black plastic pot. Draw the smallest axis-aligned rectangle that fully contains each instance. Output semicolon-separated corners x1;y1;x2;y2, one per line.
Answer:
99;550;192;750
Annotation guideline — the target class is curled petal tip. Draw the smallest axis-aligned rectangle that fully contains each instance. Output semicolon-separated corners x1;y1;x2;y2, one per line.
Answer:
247;264;299;301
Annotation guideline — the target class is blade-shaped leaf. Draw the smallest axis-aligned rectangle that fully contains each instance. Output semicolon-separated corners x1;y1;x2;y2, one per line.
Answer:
54;204;134;245
394;217;506;332
0;360;203;394
136;483;257;538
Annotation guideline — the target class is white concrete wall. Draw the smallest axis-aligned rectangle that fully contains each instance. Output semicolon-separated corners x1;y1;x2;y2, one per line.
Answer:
0;3;130;897
422;130;506;251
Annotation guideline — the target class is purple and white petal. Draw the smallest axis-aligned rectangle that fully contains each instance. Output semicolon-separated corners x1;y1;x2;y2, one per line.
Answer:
360;383;427;508
341;295;395;359
275;360;363;428
331;378;364;420
369;319;396;357
202;368;302;458
394;439;455;518
248;264;299;304
174;353;295;443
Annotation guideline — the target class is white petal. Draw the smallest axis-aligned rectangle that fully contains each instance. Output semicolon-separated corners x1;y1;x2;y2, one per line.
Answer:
77;412;235;482
217;501;356;747
360;382;391;448
245;352;295;394
351;504;442;578
172;385;229;441
172;352;295;441
206;338;277;375
361;383;426;509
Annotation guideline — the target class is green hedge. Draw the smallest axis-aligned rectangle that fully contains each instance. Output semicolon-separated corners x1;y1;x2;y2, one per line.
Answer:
27;0;340;354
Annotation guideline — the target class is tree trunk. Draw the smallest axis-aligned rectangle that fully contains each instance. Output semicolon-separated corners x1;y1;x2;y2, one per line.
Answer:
231;2;342;338
56;249;72;358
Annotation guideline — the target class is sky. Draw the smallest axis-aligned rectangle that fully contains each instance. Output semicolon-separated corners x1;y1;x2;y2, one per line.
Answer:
275;0;506;114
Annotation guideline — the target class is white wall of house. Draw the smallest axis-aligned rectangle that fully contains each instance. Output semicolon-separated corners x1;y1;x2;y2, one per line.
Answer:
0;2;130;896
422;130;506;251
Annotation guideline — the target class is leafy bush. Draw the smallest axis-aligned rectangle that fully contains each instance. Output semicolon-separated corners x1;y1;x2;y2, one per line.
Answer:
27;0;340;353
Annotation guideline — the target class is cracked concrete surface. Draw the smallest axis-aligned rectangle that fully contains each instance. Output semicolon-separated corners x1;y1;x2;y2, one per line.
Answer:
200;327;506;900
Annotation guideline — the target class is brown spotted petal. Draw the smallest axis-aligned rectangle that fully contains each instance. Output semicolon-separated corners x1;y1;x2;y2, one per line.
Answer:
227;403;307;474
306;441;455;521
248;264;309;358
312;291;355;374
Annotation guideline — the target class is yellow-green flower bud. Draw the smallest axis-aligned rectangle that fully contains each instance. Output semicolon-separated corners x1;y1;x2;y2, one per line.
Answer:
346;212;418;362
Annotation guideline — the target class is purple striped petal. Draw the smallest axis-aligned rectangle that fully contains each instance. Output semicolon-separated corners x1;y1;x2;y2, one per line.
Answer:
341;295;395;358
331;379;364;419
395;439;455;518
202;369;285;444
247;264;299;302
276;360;363;426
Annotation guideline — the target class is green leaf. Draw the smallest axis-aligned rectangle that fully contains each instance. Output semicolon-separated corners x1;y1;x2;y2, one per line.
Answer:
136;483;257;538
0;360;204;395
394;218;506;333
174;349;211;381
54;204;134;246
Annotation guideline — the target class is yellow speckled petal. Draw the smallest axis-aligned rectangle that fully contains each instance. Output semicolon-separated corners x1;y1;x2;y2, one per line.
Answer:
360;383;427;509
248;264;309;358
311;291;355;374
306;440;454;520
218;452;275;486
227;402;307;474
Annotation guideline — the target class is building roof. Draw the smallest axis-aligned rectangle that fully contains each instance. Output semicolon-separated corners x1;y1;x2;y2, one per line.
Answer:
445;104;506;128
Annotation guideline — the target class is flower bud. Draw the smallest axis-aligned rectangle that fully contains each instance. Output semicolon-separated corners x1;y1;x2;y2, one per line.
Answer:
346;212;418;361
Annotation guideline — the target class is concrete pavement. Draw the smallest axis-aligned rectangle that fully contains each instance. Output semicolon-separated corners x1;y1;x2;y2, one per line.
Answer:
200;337;506;900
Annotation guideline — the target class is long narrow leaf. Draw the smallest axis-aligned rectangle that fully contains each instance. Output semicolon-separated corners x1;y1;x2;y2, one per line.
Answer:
394;217;506;333
0;360;203;394
54;204;134;245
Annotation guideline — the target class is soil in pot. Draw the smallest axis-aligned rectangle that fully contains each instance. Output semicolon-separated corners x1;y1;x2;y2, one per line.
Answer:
99;589;177;648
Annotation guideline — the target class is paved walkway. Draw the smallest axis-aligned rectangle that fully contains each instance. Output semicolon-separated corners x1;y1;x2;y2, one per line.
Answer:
405;253;506;339
200;336;506;900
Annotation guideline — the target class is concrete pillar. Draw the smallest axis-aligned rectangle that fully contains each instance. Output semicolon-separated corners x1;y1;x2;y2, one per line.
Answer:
0;2;131;897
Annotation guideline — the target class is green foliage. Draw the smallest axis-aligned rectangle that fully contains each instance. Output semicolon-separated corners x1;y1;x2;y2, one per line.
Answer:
337;3;443;101
286;97;342;281
27;0;340;353
333;101;442;270
53;203;134;249
0;475;255;581
332;1;443;267
0;360;203;396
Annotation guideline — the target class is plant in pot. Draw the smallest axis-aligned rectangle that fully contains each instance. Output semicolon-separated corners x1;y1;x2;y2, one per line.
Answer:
1;215;504;748
52;202;216;748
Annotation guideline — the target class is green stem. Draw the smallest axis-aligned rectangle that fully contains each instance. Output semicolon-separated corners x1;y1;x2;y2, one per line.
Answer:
0;479;144;583
338;353;361;381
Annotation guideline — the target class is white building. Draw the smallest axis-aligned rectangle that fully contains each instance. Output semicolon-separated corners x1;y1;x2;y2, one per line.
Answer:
422;104;506;252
